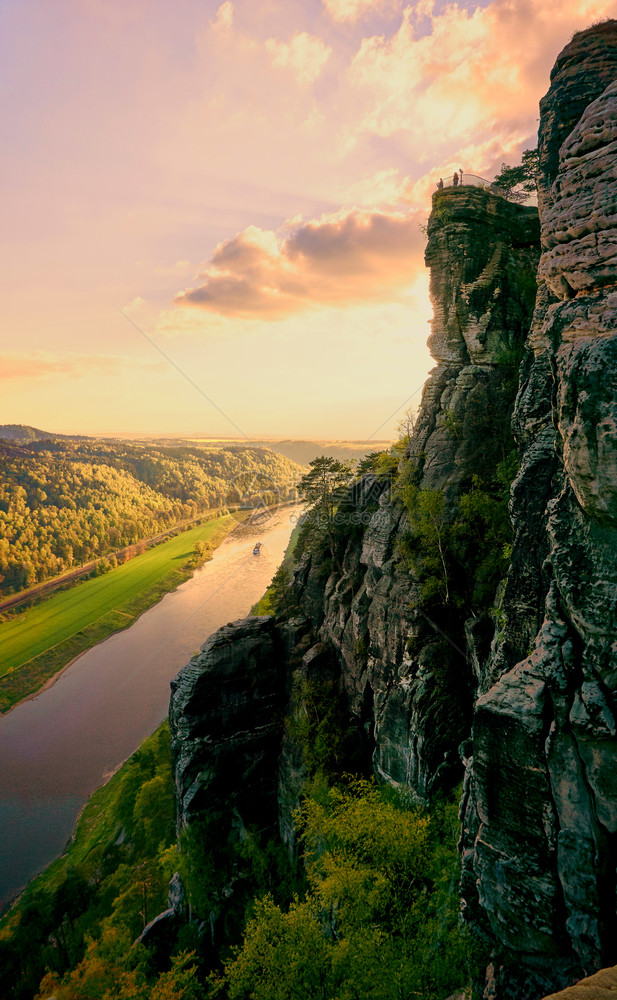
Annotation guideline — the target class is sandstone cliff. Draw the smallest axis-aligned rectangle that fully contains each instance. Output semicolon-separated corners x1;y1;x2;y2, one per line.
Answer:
168;21;617;1000
460;22;617;998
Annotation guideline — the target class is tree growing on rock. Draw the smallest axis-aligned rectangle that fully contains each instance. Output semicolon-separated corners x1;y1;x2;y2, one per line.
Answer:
298;457;353;524
492;148;538;201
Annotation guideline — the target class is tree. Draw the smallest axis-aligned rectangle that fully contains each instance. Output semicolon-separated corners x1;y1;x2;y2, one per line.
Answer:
492;147;538;202
396;405;417;442
399;485;452;605
298;457;353;522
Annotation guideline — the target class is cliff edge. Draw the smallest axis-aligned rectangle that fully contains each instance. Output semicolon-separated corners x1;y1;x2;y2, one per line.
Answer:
167;20;617;1000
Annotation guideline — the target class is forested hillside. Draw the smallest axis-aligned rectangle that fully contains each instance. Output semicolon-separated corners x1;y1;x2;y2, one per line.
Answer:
0;440;301;595
0;425;72;443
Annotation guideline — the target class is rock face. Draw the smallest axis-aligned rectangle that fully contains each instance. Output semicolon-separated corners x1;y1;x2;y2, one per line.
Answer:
169;185;540;832
167;21;617;1000
460;21;617;1000
169;616;284;834
542;965;617;1000
289;187;539;801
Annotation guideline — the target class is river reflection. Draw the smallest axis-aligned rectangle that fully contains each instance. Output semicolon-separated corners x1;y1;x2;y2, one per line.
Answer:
0;505;301;905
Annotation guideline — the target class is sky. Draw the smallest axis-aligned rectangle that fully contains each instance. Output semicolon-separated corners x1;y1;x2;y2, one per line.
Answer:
2;0;616;441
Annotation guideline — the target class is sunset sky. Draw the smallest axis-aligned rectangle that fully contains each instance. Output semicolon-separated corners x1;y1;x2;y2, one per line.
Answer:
2;0;616;440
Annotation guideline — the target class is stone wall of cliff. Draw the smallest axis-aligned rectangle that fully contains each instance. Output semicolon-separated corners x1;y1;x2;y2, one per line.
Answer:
167;21;617;1000
169;185;540;858
460;21;617;1000
287;187;539;808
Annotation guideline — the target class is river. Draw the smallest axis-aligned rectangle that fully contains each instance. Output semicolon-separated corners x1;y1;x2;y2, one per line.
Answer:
0;504;301;906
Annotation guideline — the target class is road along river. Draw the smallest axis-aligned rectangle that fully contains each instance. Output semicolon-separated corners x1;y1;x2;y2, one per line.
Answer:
0;504;301;906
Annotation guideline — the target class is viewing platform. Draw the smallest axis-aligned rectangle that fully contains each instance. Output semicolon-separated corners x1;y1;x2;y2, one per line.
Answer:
435;171;537;206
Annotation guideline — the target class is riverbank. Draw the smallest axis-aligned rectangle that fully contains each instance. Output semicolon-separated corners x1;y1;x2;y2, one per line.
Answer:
0;722;176;998
0;514;244;714
0;504;300;917
0;509;226;615
251;518;302;614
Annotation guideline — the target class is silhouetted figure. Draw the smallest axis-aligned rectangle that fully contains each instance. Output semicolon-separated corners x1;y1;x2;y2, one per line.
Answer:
452;172;459;187
437;177;444;189
459;168;464;183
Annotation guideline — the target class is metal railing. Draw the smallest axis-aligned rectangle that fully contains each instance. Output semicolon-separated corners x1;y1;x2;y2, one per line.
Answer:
437;172;492;189
435;172;537;205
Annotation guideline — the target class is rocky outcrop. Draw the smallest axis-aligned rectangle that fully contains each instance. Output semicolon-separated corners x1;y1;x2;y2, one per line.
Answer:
167;22;617;1000
169;616;284;834
167;183;540;896
460;21;617;999
287;187;539;801
168;186;540;923
542;966;617;1000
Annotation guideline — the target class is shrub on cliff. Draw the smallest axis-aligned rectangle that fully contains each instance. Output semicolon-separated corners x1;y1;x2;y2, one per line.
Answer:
397;451;517;614
215;780;475;1000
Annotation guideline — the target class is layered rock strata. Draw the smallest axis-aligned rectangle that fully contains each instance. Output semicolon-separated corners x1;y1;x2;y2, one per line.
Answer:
287;187;539;802
168;23;617;999
460;21;617;999
169;187;539;837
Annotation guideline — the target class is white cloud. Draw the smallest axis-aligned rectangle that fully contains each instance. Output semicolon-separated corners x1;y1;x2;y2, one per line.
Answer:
323;0;401;22
265;32;332;85
345;0;617;168
211;1;233;33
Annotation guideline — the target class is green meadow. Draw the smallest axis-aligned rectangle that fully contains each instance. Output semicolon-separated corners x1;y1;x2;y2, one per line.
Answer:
0;515;239;712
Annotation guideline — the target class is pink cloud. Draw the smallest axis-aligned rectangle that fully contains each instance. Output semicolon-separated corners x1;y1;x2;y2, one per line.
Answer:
323;0;402;22
0;353;161;381
346;0;617;170
265;32;332;84
174;209;425;319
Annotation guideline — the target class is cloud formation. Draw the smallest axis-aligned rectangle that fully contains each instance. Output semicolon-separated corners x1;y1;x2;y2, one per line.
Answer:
265;32;332;84
212;1;233;33
347;0;617;163
323;0;401;22
174;208;425;320
0;353;161;382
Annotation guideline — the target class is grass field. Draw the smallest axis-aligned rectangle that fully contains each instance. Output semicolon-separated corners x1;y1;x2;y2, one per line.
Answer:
0;515;239;712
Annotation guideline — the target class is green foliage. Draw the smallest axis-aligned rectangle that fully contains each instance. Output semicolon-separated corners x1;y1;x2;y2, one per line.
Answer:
298;778;430;931
298;456;353;521
295;457;354;567
492;148;538;202
355;450;387;475
218;780;477;1000
428;199;454;229
398;451;518;613
398;484;453;605
356;436;410;481
286;679;365;780
0;439;301;597
0;724;177;1000
215;895;332;1000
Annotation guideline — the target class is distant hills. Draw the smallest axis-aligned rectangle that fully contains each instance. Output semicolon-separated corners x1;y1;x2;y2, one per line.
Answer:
150;437;392;467
250;440;391;466
0;437;303;597
0;424;87;442
0;427;391;466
